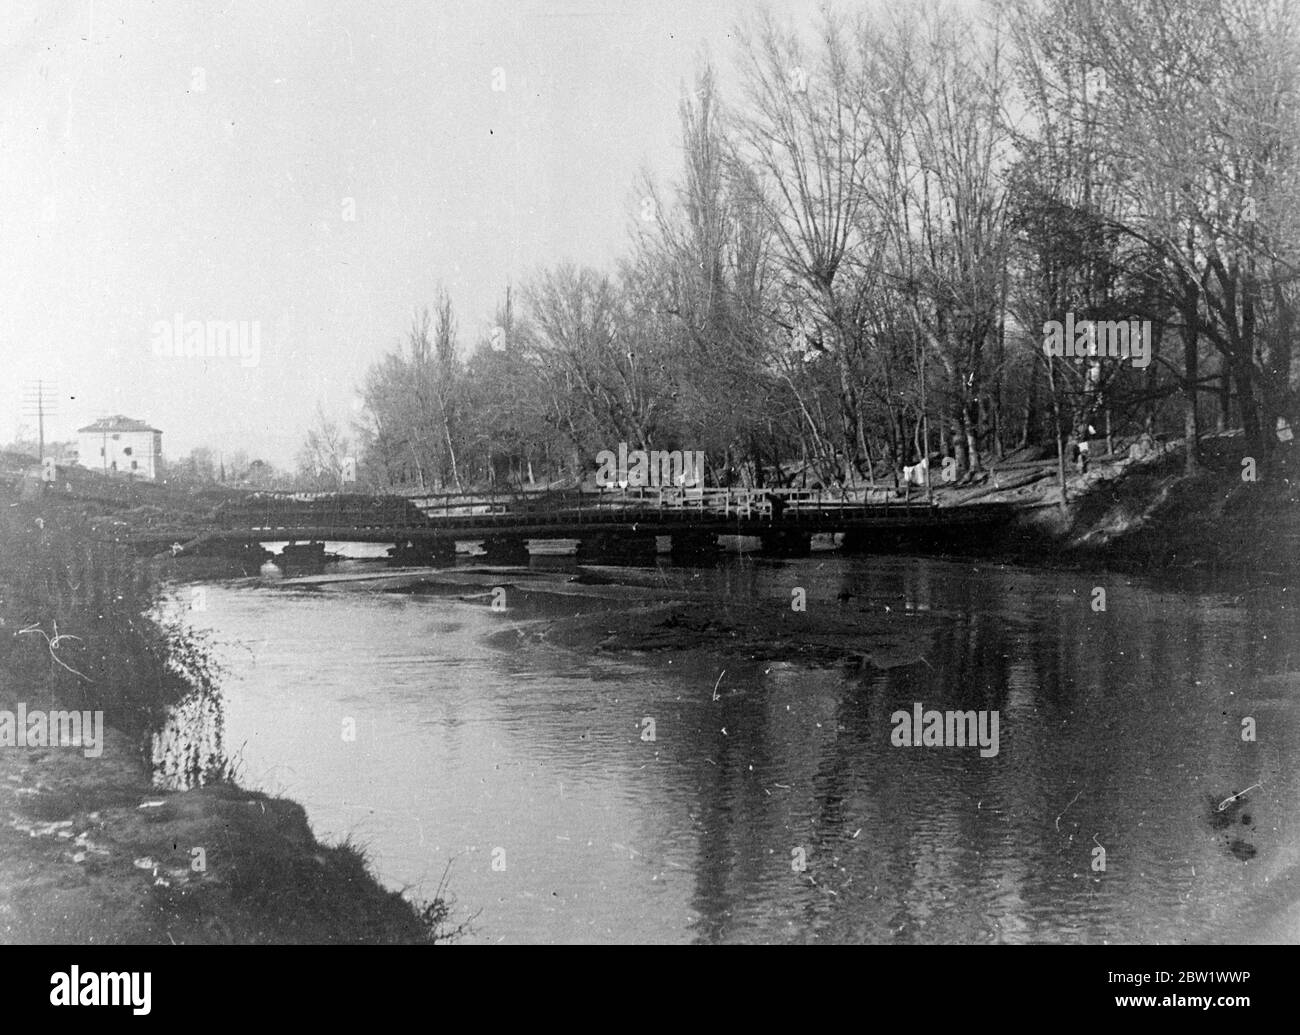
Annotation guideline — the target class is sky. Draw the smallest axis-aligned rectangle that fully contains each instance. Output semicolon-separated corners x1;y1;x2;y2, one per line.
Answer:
2;0;860;467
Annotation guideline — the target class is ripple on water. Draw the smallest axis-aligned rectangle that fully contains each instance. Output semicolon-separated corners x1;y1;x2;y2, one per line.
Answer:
174;558;1300;943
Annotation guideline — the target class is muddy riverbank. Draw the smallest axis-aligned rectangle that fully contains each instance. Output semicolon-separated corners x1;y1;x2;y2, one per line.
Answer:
0;718;440;943
0;496;450;945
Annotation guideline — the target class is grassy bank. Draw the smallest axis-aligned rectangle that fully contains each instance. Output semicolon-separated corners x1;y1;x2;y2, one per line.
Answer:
0;493;456;944
885;433;1299;578
1009;434;1299;576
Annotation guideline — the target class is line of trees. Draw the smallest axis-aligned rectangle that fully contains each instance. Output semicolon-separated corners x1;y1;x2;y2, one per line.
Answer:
332;0;1299;494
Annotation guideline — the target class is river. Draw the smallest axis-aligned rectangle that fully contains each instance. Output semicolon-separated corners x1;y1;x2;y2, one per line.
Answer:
178;551;1300;943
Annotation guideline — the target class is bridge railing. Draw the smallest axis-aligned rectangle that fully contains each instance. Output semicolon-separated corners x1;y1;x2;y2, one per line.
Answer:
407;485;937;523
206;483;942;532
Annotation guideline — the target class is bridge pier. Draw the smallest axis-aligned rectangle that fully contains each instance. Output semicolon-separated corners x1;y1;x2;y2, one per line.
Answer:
230;540;274;572
479;535;531;565
840;530;876;554
842;528;932;553
759;529;812;558
576;533;659;565
669;531;720;564
169;538;271;575
387;538;455;567
278;541;329;575
841;523;982;554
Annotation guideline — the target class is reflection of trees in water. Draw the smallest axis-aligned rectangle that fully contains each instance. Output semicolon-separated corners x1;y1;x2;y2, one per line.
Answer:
676;667;789;943
679;559;1300;942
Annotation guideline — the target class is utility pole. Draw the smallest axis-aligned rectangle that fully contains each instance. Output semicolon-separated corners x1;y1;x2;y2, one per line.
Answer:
20;380;57;464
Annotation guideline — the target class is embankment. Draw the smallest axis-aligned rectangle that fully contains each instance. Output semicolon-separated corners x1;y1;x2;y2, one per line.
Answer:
0;495;446;944
1016;436;1298;575
916;433;1298;577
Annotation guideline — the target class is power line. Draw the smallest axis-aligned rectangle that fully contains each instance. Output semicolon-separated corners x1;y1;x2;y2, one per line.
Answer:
19;380;58;463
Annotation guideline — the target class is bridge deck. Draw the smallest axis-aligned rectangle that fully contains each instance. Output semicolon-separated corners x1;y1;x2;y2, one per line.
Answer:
92;486;1016;550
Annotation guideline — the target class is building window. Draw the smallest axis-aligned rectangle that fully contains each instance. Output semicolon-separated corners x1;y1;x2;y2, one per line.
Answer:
111;434;120;441
99;447;105;457
131;460;138;470
123;446;133;456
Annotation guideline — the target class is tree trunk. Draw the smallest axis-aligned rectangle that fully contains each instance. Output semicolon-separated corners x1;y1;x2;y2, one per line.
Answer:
1046;359;1068;511
964;401;981;475
1233;352;1264;461
408;442;426;491
953;409;970;478
1020;378;1036;449
1181;272;1201;474
1242;270;1267;459
1217;359;1231;433
1267;278;1295;433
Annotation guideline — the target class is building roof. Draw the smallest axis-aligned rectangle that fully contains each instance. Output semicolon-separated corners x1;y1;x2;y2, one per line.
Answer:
76;415;161;434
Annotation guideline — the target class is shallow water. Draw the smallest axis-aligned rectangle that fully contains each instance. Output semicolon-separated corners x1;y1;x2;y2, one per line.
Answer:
181;554;1300;943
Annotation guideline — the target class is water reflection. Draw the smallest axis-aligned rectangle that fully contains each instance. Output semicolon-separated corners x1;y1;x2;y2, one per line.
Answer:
180;556;1300;943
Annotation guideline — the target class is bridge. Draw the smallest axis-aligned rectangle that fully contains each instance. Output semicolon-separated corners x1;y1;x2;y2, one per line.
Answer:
91;485;1019;567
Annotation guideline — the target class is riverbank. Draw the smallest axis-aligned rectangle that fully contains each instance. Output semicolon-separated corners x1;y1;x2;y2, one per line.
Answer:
0;496;450;944
0;718;439;943
933;431;1298;575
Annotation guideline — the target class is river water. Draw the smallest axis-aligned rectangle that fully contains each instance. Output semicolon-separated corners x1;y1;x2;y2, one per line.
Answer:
180;552;1300;944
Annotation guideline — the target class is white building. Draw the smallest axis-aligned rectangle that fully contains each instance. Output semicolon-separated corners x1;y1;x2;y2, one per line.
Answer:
75;416;163;479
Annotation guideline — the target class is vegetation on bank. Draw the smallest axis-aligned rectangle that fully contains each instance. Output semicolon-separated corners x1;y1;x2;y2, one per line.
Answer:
1006;432;1300;575
278;0;1299;510
0;492;466;943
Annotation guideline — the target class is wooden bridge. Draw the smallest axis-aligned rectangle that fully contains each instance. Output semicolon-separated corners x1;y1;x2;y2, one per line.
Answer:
95;485;1019;565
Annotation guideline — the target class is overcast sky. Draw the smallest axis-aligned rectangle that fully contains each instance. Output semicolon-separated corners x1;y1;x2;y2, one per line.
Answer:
1;0;840;467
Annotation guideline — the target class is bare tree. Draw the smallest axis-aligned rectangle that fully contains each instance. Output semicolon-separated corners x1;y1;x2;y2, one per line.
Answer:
297;404;351;489
733;8;883;481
